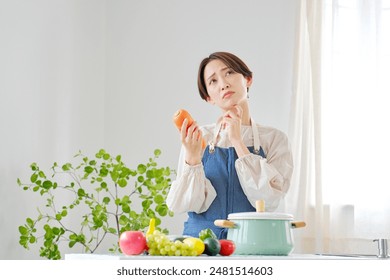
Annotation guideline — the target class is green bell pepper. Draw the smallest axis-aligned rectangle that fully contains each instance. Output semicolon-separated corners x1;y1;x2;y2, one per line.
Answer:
198;228;217;241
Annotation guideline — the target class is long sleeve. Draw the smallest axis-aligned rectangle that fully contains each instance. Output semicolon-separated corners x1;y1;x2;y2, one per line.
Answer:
166;123;293;214
235;128;293;211
166;146;217;214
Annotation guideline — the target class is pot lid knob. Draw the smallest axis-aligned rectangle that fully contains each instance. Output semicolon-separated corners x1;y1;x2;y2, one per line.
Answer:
256;200;265;212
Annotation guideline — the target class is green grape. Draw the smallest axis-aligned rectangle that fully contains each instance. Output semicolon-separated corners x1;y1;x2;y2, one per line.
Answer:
147;230;200;257
190;250;197;256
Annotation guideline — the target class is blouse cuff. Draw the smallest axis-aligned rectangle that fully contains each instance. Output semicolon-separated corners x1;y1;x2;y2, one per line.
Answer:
235;153;286;211
166;162;216;214
182;161;203;173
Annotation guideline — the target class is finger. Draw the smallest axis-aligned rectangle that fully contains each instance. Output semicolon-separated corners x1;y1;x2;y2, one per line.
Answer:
224;115;236;123
223;110;233;119
186;121;198;137
224;110;238;120
233;105;243;118
195;129;203;142
191;129;199;143
180;118;188;140
222;116;233;128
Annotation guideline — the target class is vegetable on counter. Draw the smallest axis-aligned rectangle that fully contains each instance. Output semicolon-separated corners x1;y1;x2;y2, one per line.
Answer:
118;221;236;257
198;228;218;241
146;218;155;238
219;239;236;256
169;235;190;242
203;237;221;256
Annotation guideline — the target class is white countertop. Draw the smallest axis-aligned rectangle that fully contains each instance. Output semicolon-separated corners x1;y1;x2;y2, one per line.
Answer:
64;253;382;260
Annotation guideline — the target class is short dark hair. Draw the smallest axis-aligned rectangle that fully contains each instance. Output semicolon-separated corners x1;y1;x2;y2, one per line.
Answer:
197;52;253;101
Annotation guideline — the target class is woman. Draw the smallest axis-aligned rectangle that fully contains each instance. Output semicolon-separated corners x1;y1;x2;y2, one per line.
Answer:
166;52;293;239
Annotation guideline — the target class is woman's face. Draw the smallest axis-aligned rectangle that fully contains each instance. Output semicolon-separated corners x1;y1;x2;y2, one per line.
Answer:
204;59;252;111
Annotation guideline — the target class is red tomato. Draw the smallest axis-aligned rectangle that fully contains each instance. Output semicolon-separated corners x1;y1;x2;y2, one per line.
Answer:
219;239;235;256
119;231;147;255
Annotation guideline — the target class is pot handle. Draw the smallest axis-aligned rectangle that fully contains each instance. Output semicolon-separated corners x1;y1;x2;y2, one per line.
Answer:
214;219;236;228
291;221;306;228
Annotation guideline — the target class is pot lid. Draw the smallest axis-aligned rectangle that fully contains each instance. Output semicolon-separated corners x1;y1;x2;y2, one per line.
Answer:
227;212;293;220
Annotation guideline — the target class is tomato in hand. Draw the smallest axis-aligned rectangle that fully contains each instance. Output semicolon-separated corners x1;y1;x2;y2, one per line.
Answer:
219;239;235;256
119;231;147;255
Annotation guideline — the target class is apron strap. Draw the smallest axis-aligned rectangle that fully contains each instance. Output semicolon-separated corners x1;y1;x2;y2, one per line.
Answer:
209;121;223;153
251;118;261;154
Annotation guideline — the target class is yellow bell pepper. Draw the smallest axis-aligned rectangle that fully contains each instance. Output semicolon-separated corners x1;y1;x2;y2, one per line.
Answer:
146;218;155;237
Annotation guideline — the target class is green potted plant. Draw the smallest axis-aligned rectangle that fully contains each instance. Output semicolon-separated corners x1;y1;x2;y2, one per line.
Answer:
17;148;174;259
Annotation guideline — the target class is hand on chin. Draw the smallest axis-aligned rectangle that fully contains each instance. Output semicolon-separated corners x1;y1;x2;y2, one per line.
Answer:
224;104;242;118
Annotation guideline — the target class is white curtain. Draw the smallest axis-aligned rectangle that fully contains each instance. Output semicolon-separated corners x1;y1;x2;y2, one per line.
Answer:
287;0;390;255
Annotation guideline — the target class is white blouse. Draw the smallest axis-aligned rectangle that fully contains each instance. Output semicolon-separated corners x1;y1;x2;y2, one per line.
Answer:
166;122;293;214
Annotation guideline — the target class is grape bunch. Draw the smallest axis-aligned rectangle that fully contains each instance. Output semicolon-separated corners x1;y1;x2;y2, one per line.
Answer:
146;230;199;256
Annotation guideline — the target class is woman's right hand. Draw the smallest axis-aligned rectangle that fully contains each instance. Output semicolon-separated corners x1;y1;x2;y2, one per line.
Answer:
181;118;203;165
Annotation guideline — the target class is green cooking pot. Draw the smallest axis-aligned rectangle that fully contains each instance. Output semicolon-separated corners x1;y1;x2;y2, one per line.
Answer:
214;212;306;256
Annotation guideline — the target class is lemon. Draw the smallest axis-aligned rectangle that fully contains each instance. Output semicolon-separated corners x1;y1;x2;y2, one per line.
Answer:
183;237;205;256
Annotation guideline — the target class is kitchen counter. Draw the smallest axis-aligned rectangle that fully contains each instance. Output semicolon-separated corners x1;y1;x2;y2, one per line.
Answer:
64;253;384;260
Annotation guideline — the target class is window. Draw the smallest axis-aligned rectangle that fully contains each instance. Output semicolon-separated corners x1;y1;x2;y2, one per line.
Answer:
322;0;390;212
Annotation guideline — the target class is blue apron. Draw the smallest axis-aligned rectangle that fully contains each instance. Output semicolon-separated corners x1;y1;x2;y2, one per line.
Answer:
182;120;266;239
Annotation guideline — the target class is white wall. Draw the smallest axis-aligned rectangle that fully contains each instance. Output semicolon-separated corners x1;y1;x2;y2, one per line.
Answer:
0;0;107;259
0;0;297;259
